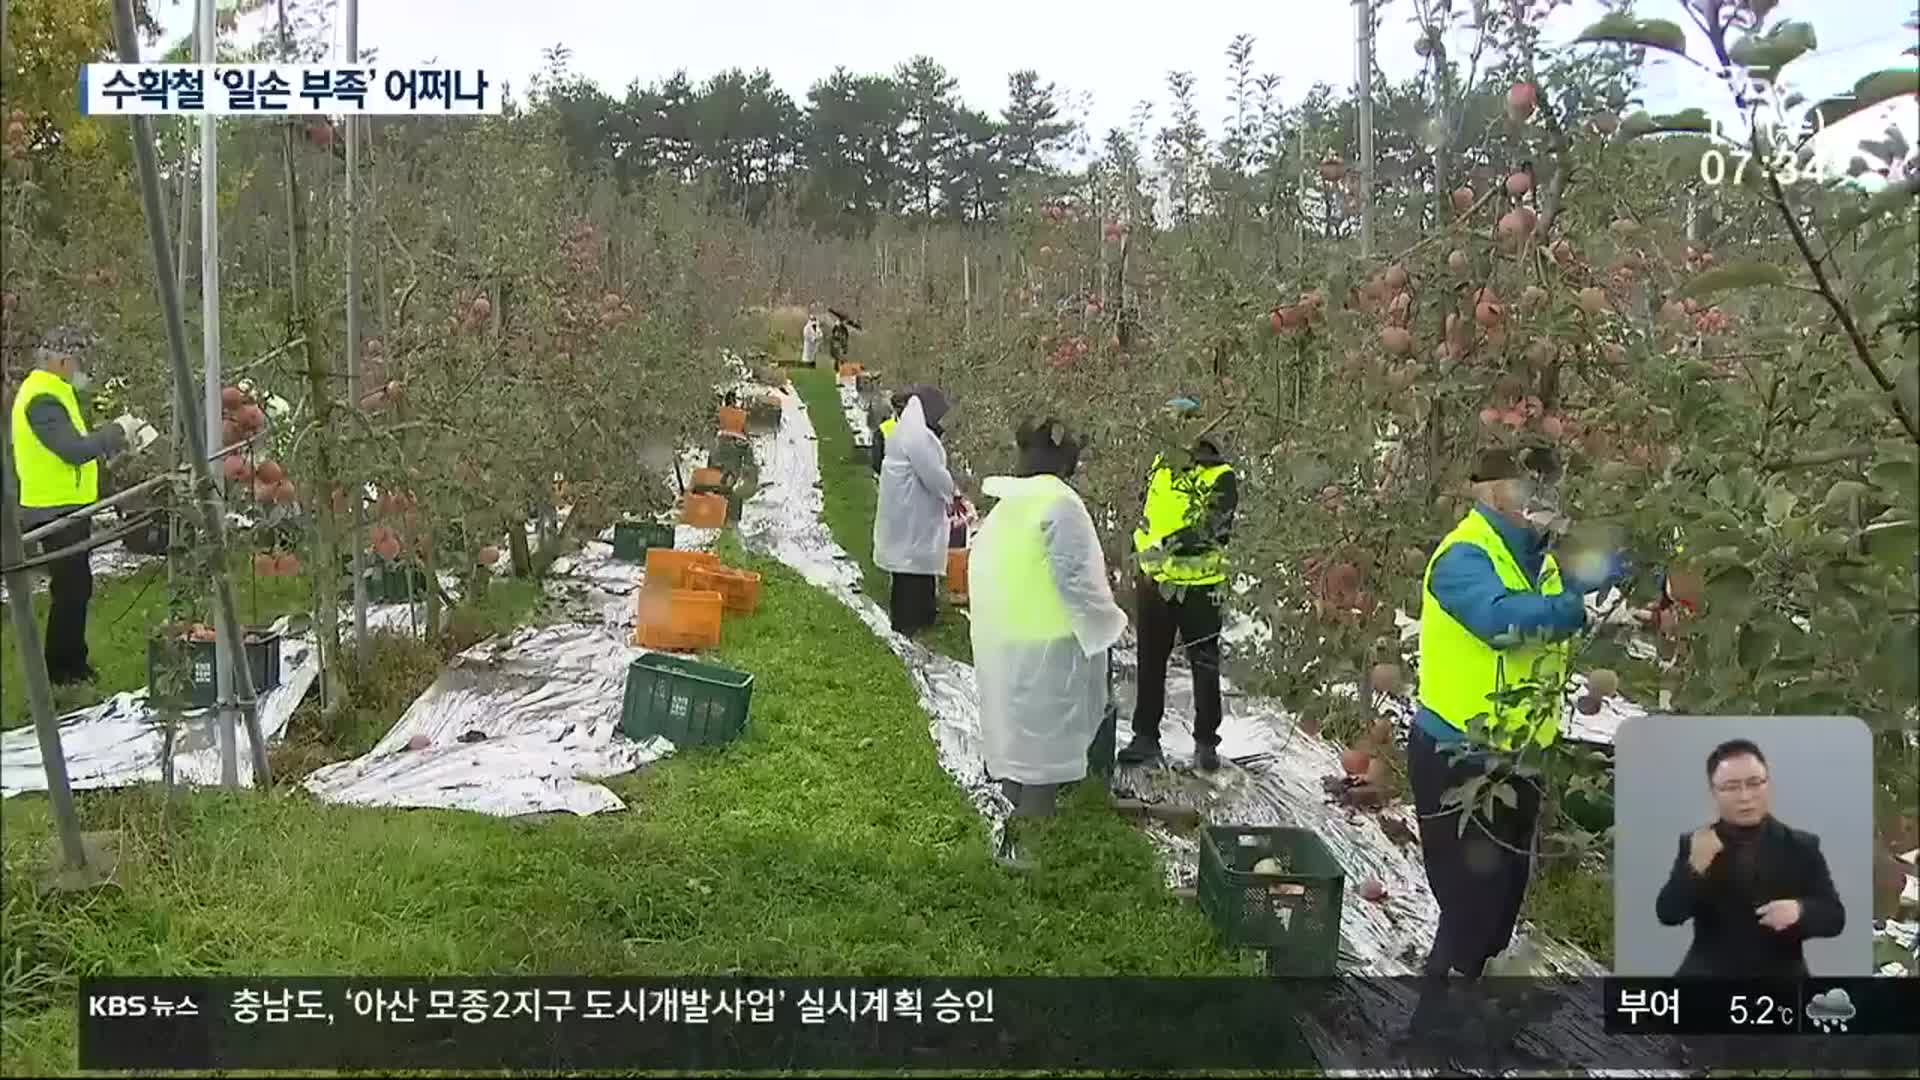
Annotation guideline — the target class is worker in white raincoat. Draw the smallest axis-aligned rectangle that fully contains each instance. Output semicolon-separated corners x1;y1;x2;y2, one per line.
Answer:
874;387;957;636
971;418;1128;868
801;314;822;367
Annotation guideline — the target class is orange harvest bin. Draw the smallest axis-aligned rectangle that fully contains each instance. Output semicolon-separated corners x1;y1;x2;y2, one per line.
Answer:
645;548;719;590
687;564;762;616
718;406;747;434
633;585;723;652
947;548;969;605
691;466;724;489
682;492;727;528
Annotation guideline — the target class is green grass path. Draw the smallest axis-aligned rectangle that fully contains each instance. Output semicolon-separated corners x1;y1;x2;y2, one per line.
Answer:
1;534;1240;1074
787;368;973;664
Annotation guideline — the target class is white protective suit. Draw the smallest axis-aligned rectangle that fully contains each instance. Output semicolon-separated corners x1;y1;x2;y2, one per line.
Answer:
874;396;956;576
971;474;1130;785
801;318;821;366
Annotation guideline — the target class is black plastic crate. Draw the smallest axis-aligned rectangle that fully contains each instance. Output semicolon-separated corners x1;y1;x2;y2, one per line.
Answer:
620;652;754;748
709;437;754;476
146;626;284;709
1197;825;1345;973
612;520;675;562
746;400;782;432
120;513;171;556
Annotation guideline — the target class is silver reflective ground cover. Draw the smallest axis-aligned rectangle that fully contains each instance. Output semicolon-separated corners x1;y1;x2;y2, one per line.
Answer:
3;608;387;796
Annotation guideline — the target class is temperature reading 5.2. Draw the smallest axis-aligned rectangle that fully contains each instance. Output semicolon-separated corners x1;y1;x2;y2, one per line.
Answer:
1729;994;1796;1029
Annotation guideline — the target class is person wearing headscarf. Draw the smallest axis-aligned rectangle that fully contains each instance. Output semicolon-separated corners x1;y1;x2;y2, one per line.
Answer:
871;389;910;478
1118;396;1238;772
801;314;822;368
8;325;154;685
873;387;956;636
971;417;1127;869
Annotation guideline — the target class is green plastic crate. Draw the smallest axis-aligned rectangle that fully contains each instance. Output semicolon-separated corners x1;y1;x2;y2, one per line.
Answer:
612;521;675;561
620;652;754;748
1197;825;1345;973
366;561;431;604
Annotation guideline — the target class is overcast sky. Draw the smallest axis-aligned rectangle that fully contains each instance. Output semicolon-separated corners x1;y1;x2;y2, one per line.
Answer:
167;0;1915;164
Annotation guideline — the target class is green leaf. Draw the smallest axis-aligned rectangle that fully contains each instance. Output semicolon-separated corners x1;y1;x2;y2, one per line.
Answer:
1825;479;1870;509
1869;622;1920;700
1492;781;1519;810
1870;459;1918;498
1737;622;1779;673
1777;685;1853;715
1620;108;1715;139
1809;69;1920;133
1575;13;1690;57
1829;173;1920;232
1708;564;1757;612
1708;474;1735;507
1678;261;1789;298
1866;518;1918;574
1764;487;1799;526
1729;21;1818;74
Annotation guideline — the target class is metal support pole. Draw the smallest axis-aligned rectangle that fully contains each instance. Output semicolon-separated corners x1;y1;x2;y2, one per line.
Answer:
111;0;272;789
197;0;238;787
0;425;88;872
345;0;369;667
1354;0;1375;259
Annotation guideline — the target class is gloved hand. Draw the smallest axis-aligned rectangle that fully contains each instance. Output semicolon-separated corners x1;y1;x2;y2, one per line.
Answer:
111;414;158;453
1561;548;1630;596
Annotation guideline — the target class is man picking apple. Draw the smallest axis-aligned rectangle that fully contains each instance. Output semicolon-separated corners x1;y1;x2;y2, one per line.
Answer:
1406;447;1626;984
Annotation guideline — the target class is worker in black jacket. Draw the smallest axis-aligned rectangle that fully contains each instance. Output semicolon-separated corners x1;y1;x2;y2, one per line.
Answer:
1656;738;1846;977
1117;397;1238;772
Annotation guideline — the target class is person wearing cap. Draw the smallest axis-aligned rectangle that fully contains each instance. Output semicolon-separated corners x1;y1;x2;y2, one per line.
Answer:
972;417;1128;869
871;389;910;478
1118;396;1238;772
8;326;155;685
874;386;957;636
1409;446;1626;983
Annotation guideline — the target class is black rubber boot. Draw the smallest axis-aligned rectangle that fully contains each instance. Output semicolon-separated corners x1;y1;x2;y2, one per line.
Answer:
1116;735;1161;765
1195;744;1221;772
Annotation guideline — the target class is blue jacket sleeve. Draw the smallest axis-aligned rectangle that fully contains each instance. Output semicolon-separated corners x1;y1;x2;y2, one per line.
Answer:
1429;543;1586;646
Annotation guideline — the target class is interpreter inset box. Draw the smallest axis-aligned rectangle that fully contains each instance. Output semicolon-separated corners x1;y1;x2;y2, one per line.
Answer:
1612;715;1874;977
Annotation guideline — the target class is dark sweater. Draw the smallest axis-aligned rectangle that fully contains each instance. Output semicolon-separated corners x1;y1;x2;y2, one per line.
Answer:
1655;816;1846;977
18;393;127;526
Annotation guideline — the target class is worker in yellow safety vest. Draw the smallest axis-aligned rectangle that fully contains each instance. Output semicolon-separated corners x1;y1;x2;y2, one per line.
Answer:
871;390;909;477
970;416;1127;870
8;325;155;685
1117;397;1238;773
1408;447;1626;985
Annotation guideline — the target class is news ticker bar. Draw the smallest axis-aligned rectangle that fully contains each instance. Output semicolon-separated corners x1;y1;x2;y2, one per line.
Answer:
79;64;499;116
77;976;1920;1071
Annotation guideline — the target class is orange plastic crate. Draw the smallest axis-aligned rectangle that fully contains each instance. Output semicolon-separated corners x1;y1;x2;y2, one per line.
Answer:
687;565;762;616
681;492;727;528
633;586;723;652
645;548;719;590
837;362;863;378
947;548;970;604
717;406;747;434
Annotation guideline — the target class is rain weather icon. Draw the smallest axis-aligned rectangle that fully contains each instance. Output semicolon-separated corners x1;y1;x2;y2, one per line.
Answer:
1806;988;1855;1033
